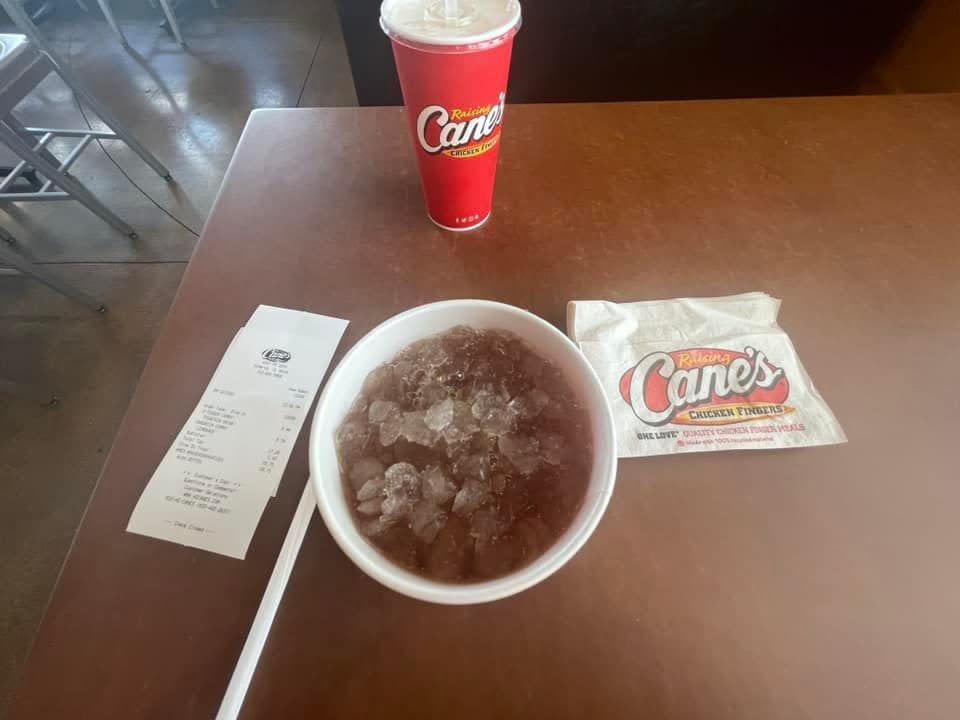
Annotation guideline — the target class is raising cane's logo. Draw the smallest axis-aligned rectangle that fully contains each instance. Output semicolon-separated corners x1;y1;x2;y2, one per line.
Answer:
417;92;505;158
261;348;291;363
619;347;794;426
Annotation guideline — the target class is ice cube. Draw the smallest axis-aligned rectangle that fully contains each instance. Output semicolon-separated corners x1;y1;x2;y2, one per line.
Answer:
418;520;445;544
348;458;384;492
419;382;449;407
357;477;386;502
470;388;517;436
498;433;541;475
470;506;507;544
444;368;467;387
452;477;491;516
480;406;516;437
491;472;508;494
416;340;448;369
379;412;402;446
422;465;457;505
537;431;565;465
356;499;382;516
424;397;455;431
335;420;368;455
445;325;480;346
381;493;415;521
400;411;435;446
392;359;415;385
348;396;369;420
361;365;402;398
410;500;447;543
471;389;503;420
528;388;551;414
441;401;479;445
508;389;550;420
361;517;391;537
453;453;489;483
384;462;420;493
380;462;420;521
369;400;399;424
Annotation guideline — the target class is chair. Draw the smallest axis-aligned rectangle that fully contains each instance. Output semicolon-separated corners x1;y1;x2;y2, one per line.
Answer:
0;224;105;311
151;0;187;47
91;0;225;49
92;0;131;47
65;0;189;48
0;223;105;406
0;22;171;237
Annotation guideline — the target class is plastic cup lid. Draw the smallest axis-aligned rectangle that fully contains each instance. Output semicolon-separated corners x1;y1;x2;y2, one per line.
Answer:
381;0;521;47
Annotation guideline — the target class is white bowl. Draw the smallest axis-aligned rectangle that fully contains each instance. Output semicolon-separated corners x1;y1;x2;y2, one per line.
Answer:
309;300;617;604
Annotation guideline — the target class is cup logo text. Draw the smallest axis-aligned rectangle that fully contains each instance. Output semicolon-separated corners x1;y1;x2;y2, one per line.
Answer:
417;92;506;158
619;347;793;426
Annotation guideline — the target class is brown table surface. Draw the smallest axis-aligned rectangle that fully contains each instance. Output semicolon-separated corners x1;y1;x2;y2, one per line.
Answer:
12;96;960;720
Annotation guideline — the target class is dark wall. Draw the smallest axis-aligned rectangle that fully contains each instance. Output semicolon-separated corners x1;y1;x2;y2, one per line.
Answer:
336;0;925;106
336;0;404;106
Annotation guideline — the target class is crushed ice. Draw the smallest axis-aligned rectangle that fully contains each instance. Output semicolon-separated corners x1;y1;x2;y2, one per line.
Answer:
339;327;588;564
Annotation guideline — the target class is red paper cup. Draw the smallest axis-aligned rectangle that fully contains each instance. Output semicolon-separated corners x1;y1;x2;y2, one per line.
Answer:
381;2;521;231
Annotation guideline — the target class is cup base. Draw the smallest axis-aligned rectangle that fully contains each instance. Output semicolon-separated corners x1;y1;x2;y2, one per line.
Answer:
429;212;491;232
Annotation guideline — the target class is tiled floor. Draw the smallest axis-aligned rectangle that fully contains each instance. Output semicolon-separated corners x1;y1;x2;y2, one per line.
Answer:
0;1;356;715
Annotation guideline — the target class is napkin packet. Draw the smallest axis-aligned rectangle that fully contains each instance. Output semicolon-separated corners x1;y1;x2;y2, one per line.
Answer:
567;293;846;458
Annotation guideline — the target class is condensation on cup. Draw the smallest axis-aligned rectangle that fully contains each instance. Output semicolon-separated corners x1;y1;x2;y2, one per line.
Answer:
380;0;522;232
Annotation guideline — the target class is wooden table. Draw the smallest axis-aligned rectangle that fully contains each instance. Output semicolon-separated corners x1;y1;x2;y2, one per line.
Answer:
12;96;960;720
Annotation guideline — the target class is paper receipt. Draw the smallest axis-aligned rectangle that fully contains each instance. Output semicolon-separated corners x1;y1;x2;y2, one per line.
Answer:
127;307;347;559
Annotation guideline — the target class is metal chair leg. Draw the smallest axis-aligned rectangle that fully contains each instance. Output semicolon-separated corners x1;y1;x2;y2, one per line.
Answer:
94;0;130;48
156;0;186;46
56;73;172;180
4;115;62;170
0;0;172;180
0;240;106;312
0;120;137;237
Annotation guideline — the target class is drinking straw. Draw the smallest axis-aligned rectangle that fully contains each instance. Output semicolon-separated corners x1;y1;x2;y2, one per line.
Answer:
444;0;458;20
215;481;317;720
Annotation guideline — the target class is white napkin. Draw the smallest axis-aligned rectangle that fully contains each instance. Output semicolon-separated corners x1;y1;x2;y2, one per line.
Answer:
568;293;846;457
